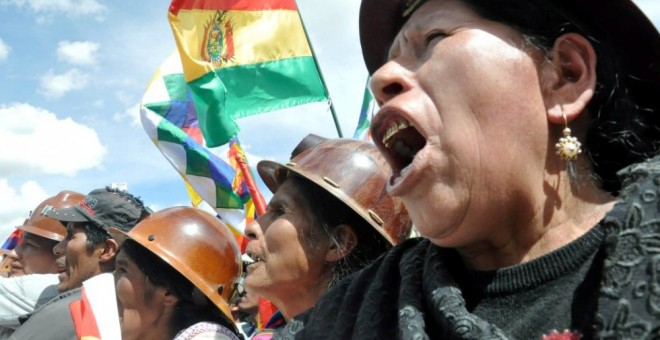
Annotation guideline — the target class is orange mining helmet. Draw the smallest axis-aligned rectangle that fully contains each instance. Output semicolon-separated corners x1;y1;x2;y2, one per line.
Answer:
18;190;85;242
116;206;242;321
258;137;412;245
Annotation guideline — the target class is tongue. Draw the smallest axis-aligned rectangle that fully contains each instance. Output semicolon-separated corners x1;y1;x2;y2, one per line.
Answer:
389;160;414;189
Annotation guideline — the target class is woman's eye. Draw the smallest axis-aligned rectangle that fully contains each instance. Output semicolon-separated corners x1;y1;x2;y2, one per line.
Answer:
273;207;285;216
267;203;286;216
425;32;446;45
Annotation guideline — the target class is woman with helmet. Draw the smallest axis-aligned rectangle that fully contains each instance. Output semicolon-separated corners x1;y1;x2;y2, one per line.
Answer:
113;206;243;340
243;136;412;334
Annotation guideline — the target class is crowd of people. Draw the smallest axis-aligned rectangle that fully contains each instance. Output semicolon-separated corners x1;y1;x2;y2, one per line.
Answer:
0;134;412;339
3;0;660;338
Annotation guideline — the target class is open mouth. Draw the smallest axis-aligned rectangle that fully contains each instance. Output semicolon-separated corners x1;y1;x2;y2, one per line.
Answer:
373;115;426;181
244;252;264;265
56;260;67;273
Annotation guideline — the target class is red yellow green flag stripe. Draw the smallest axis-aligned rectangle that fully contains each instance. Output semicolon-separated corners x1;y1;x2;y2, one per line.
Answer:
169;0;329;147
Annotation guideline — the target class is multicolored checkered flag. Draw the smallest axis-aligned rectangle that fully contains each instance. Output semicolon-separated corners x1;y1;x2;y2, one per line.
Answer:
141;51;276;330
140;51;262;236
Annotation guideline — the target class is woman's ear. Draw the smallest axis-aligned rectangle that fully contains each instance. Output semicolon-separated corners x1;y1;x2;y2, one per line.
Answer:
325;224;358;262
162;288;179;307
542;33;597;124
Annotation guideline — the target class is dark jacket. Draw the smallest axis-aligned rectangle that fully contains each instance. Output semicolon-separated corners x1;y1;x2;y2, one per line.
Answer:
9;287;80;340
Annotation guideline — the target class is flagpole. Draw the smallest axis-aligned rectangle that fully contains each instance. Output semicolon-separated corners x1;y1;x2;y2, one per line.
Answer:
296;1;343;138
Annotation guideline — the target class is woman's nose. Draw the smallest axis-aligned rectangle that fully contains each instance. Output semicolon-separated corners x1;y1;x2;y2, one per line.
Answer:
244;219;263;240
369;59;414;107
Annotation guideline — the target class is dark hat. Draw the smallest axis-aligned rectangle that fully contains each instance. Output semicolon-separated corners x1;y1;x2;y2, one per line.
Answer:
45;187;148;233
359;0;660;87
290;134;328;160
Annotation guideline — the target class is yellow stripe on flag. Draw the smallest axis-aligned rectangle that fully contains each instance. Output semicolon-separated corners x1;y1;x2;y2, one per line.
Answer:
169;9;312;81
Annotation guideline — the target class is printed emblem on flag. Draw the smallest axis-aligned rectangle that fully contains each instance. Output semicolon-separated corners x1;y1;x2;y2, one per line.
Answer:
202;11;234;67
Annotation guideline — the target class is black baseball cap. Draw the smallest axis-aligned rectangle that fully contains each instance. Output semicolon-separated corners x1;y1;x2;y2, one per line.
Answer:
45;187;150;233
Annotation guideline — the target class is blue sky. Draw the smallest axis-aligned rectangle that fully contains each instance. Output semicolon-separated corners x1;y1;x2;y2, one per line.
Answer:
0;0;659;240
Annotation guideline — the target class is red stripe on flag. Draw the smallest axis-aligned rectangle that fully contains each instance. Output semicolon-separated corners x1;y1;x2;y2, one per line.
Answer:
257;297;278;331
169;0;298;15
70;288;101;339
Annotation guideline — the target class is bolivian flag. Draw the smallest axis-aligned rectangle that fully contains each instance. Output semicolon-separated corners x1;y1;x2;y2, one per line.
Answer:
169;0;329;147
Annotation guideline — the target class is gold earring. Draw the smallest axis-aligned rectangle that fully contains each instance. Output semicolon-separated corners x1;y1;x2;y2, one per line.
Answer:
555;110;582;161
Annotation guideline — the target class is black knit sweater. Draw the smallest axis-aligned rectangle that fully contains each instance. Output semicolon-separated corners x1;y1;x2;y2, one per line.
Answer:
451;224;605;339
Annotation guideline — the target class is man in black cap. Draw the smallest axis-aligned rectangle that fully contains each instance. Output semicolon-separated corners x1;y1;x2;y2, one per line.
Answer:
9;187;150;339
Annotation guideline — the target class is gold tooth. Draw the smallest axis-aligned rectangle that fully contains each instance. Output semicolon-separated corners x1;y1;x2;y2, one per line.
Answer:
382;120;410;148
383;125;397;147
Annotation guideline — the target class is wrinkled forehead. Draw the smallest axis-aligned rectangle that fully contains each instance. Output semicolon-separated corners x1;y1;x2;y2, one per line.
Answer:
274;176;315;211
388;0;483;58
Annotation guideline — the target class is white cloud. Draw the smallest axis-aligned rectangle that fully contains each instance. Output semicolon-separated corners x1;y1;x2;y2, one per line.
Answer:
6;0;107;20
115;91;136;106
0;38;10;62
0;179;49;240
57;41;99;66
0;103;106;177
39;68;89;98
112;103;141;127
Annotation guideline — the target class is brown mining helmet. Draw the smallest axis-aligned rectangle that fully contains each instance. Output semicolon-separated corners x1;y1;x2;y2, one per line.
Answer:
115;206;242;322
258;137;412;245
18;190;85;242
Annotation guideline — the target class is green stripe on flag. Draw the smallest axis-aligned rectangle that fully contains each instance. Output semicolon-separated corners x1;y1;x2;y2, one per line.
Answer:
190;56;328;147
163;73;189;102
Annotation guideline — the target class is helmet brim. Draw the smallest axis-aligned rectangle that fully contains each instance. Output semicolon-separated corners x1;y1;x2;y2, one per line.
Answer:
257;159;396;245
